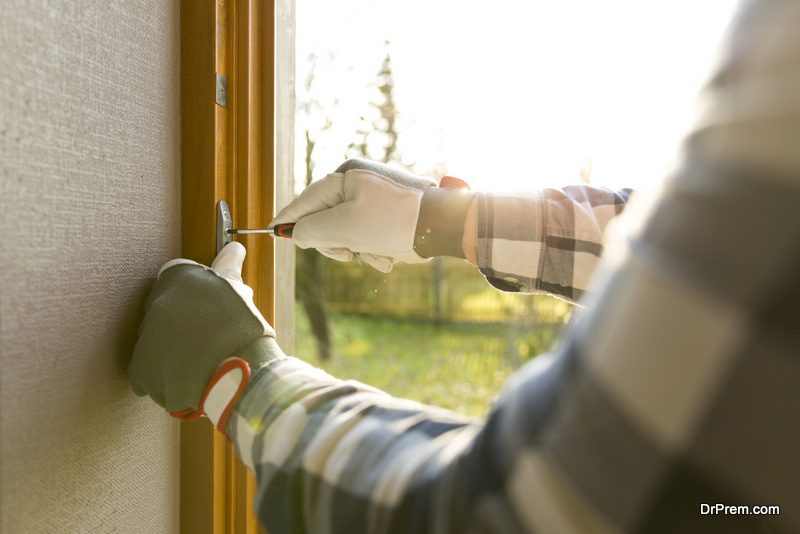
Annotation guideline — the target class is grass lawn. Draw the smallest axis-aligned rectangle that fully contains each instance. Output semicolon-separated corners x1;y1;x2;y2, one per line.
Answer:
295;308;566;418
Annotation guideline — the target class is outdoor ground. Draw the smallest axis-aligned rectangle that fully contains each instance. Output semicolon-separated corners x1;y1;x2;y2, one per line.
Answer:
295;308;567;417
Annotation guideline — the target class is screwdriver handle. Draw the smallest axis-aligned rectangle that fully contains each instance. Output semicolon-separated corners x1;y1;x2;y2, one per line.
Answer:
272;223;295;238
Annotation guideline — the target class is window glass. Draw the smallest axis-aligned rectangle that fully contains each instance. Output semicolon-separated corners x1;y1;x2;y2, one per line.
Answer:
293;0;737;416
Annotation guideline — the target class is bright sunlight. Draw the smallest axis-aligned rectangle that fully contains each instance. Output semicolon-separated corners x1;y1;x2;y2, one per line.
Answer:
296;0;739;192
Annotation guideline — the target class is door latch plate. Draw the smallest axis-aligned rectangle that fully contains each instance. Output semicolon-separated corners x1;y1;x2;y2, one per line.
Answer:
215;73;228;108
216;200;233;254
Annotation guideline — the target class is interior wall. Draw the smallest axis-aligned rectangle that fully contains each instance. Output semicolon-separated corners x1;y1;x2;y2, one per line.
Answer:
0;2;181;532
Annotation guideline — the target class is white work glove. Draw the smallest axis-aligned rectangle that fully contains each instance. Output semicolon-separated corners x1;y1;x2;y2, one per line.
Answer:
272;159;438;273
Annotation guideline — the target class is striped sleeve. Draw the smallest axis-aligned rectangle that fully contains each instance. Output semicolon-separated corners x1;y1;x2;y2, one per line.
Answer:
475;186;632;302
226;357;485;533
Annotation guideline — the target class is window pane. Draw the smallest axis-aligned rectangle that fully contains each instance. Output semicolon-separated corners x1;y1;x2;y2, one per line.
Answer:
293;0;735;417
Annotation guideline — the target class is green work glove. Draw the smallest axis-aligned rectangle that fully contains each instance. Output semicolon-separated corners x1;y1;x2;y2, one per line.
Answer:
128;242;282;429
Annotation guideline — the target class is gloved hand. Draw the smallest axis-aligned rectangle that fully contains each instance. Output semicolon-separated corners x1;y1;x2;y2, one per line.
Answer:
271;158;475;273
128;242;283;431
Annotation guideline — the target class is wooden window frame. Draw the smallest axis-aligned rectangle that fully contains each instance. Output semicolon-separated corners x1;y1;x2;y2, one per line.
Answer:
180;0;294;532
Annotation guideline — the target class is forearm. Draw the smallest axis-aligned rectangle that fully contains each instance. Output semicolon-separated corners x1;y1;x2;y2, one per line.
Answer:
226;354;480;533
462;196;478;264
462;186;632;302
230;160;798;534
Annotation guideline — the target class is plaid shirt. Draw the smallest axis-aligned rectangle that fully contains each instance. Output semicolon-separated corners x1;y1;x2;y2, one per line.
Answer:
227;1;799;531
475;186;631;302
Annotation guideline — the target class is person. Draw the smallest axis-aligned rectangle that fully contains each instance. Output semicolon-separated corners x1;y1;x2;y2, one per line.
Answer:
128;1;799;532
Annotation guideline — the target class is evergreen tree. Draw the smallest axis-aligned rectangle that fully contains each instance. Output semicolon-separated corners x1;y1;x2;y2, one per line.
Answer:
348;43;401;164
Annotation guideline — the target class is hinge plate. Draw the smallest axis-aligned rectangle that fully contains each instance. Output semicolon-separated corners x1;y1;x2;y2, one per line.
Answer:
215;73;228;108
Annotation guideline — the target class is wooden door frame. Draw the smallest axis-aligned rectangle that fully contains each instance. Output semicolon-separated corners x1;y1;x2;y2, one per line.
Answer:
180;0;294;532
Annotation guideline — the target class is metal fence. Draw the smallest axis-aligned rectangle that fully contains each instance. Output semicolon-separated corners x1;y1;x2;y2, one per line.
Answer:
320;256;573;327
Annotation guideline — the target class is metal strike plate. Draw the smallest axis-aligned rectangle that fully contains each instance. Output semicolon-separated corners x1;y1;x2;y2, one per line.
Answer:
216;200;233;254
215;73;228;108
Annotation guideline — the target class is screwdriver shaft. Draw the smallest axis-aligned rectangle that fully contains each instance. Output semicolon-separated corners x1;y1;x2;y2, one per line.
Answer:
226;228;274;235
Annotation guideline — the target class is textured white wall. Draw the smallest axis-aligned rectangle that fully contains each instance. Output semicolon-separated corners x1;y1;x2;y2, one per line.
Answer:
0;1;181;532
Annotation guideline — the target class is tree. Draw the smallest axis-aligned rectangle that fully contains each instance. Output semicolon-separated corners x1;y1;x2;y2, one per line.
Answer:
296;54;333;360
347;43;401;165
297;44;404;360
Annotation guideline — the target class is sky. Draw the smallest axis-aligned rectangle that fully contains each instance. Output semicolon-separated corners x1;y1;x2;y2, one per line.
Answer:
295;0;740;193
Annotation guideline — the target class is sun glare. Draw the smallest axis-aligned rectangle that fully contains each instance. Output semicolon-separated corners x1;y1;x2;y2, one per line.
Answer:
296;0;739;193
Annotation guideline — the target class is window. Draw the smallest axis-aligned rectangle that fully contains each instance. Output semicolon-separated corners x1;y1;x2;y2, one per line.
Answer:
291;0;737;416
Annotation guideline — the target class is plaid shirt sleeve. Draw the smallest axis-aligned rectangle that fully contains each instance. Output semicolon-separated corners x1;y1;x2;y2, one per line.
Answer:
474;186;632;302
226;1;800;532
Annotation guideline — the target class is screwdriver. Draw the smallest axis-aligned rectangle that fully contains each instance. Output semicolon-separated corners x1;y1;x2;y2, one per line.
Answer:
226;223;295;238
